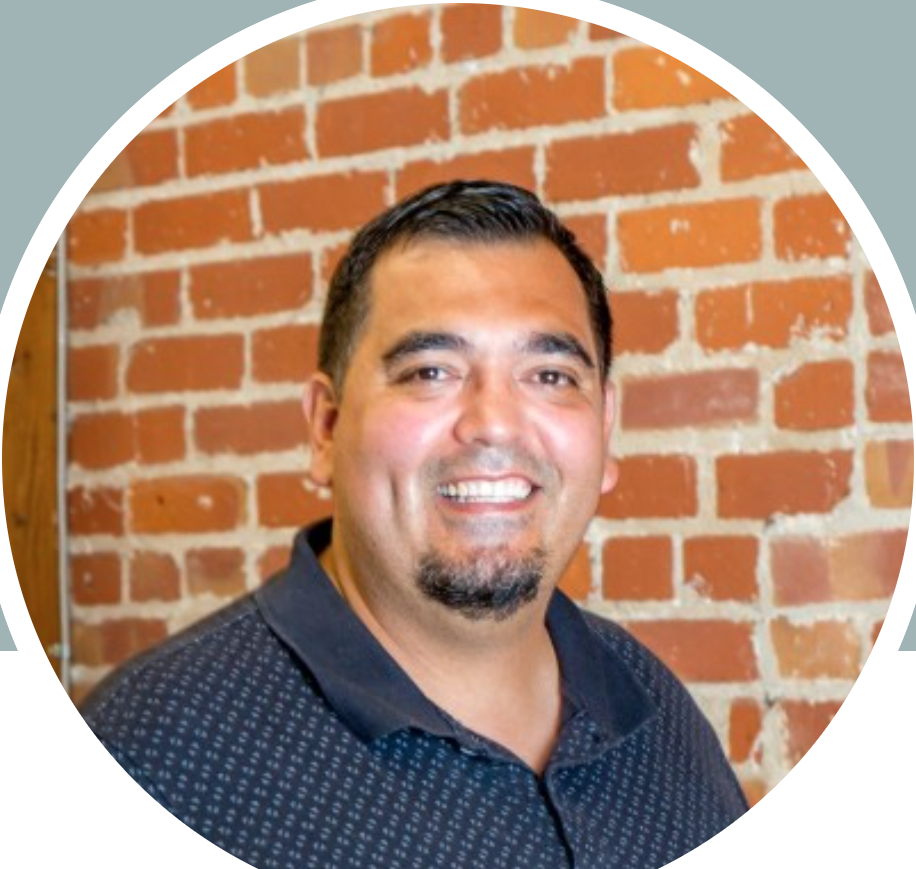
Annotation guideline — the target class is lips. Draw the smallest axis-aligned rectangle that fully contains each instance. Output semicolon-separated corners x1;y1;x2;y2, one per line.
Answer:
436;476;535;504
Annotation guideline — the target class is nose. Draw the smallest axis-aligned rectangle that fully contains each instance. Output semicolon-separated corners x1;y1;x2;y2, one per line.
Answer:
452;372;526;447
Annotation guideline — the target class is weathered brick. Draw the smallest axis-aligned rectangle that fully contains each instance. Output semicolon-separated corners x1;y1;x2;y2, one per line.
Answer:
602;536;673;600
186;66;236;109
184;108;307;176
72;618;167;667
774;193;851;261
562;214;607;267
135;407;185;465
720;114;805;181
771;618;861;679
92;129;179;193
459;58;604;134
67;486;124;537
598;455;697;519
134;190;251;254
621;368;758;430
130;552;181;602
68;344;119;402
557;544;592;601
729;699;763;763
245;37;300;96
618;199;761;273
69;271;180;330
371;12;432;76
865;271;894;336
683;536;758;602
866;351;911;422
614;47;731;109
396;148;536;201
259;171;387;234
513;9;578;47
259;545;291;580
252;324;320;384
545;125;700;201
588;24;624;40
130;475;246;534
71;553;121;606
780;700;842;764
257;473;332;528
68;209;127;265
317;88;449;156
320;242;349;288
306;25;362;85
865;440;914;508
127;334;244;394
696;276;852;351
613;291;679;355
717;450;852;518
623;620;758;682
69;411;134;470
195;401;307;455
441;4;502;63
186;547;246;597
774;360;854;431
189;253;313;319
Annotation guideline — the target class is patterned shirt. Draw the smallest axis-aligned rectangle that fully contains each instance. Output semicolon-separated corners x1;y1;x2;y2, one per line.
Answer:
82;521;747;868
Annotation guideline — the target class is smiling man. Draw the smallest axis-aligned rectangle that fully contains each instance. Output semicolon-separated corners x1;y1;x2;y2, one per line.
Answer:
82;181;747;868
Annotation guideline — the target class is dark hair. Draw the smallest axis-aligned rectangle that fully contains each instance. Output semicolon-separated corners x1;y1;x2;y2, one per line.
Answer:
318;180;612;392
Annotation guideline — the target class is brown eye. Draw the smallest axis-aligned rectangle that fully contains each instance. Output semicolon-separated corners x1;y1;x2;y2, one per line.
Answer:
537;369;576;388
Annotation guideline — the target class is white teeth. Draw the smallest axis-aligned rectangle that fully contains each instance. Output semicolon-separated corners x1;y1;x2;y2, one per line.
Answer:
438;478;533;503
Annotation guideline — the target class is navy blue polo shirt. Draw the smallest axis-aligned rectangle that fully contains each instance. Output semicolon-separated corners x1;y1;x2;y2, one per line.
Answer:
82;521;747;868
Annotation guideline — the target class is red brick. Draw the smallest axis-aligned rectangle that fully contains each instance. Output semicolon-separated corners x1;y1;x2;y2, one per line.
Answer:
135;407;186;465
867;351;911;422
441;4;502;63
717;450;852;519
740;778;767;808
318;88;448;156
775;360;854;431
68;209;127;265
71;618;167;667
459;58;604;134
618;199;761;273
245;37;300;96
252;324;320;384
588;24;624;41
772;529;906;605
186;65;236;109
127;334;244;393
69;270;180;330
513;9;578;47
865;440;914;508
67;486;124;537
320;242;349;288
621;369;758;430
865;271;894;336
598;455;697;519
130;475;246;534
130;552;180;602
186;547;246;597
68;344;119;401
696;276;852;351
134;190;251;254
557;544;592;601
720;114;805;181
729;699;762;763
306;25;362;85
69;411;134;470
371;12;432;76
614;47;732;109
545;125;700;201
92;129;179;192
624;620;758;682
613;291;679;355
71;553;121;606
189;254;313;319
602;536;673;600
257;472;332;528
260;171;388;235
774;193;851;261
258;545;291;580
185;108;307;176
195;401;307;455
395;148;537;200
781;700;841;764
562;214;607;267
771;618;861;679
683;536;758;602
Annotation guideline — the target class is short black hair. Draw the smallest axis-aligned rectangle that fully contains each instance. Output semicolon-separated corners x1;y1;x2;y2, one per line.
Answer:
318;180;612;392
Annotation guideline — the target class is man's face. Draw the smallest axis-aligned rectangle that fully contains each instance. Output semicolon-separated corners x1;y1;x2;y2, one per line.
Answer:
305;239;618;620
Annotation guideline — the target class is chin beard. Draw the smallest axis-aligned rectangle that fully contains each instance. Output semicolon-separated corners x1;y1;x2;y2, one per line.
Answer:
415;546;548;622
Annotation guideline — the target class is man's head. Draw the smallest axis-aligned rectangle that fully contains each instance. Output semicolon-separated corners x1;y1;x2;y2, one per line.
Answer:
304;181;617;623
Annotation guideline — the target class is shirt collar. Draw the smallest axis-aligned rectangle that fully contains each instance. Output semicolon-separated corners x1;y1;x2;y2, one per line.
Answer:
255;519;655;747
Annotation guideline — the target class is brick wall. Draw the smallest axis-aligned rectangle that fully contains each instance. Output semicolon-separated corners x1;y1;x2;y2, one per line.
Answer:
64;6;912;803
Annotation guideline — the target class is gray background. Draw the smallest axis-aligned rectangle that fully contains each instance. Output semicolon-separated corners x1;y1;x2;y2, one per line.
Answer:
1;1;914;649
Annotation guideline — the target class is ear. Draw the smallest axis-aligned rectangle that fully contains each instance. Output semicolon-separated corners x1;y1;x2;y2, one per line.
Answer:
302;372;339;488
600;381;619;495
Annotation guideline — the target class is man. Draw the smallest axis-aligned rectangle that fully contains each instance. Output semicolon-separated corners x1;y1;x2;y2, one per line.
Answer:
82;181;747;868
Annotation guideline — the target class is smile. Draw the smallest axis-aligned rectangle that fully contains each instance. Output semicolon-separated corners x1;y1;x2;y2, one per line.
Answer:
437;477;534;503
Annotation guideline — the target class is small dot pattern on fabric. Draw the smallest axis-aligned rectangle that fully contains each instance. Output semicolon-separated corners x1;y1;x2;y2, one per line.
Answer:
83;526;746;869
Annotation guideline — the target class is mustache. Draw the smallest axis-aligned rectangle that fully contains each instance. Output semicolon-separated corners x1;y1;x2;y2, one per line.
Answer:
423;446;557;488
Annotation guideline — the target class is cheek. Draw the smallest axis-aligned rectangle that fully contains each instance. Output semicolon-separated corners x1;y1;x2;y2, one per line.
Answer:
539;408;608;484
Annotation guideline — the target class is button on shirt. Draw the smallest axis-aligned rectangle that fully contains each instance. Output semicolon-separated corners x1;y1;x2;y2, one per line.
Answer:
82;521;747;869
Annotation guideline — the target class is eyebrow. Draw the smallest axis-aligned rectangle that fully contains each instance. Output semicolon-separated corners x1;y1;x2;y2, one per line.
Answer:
521;331;596;370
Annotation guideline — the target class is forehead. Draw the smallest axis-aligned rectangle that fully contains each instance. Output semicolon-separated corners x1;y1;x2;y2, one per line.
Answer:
361;239;594;350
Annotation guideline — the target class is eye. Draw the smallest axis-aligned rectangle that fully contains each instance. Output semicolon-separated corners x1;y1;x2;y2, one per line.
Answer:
535;369;578;388
397;365;452;384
